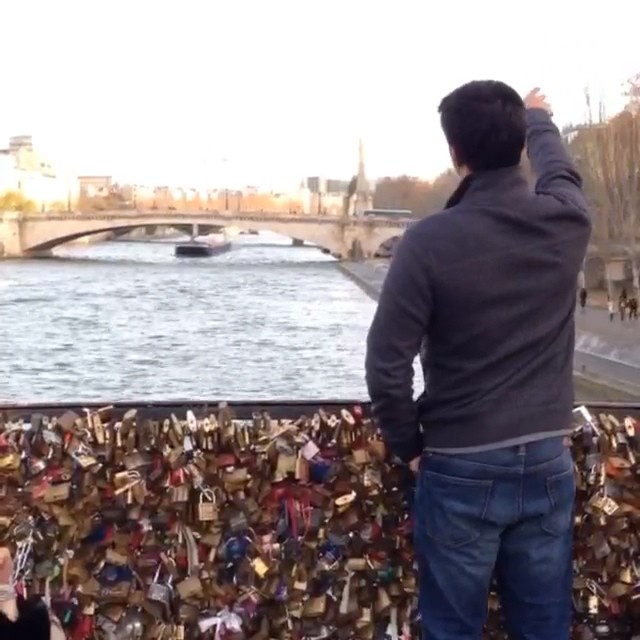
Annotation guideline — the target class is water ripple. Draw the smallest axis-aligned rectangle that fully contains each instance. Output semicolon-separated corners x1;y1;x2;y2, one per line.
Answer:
0;234;376;403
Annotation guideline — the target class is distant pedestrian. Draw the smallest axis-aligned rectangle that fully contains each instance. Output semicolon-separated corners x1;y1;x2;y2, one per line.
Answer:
578;287;587;309
608;297;615;322
619;295;627;322
628;297;638;320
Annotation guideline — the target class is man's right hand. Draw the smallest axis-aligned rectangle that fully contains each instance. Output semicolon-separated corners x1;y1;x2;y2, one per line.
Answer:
524;88;552;115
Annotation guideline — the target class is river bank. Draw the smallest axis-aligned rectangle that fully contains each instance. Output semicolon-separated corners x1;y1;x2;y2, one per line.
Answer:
338;261;640;402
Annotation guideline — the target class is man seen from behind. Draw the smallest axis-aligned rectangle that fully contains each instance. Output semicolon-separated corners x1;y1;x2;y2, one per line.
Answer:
366;82;591;640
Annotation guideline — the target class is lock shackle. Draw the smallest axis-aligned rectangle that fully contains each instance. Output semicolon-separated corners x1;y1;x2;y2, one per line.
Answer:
152;560;174;585
114;470;142;496
245;527;267;558
199;488;217;504
585;578;606;598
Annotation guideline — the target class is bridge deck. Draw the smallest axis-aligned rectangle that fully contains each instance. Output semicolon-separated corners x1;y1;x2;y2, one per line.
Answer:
17;210;410;229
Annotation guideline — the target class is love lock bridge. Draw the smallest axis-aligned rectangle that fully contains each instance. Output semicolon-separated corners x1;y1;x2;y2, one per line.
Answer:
0;210;411;260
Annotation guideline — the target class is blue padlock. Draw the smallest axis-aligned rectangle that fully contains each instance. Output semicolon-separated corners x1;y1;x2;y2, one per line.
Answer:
224;535;251;563
309;459;332;484
99;563;133;585
318;540;342;565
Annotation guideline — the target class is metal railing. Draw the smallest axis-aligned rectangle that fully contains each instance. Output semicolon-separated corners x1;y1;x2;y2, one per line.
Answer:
1;399;638;421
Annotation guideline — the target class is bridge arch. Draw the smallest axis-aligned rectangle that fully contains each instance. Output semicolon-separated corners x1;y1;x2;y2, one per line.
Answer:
17;214;340;257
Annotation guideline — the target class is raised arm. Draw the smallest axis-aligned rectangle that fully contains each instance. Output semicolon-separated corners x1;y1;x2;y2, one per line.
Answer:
524;88;589;213
365;230;431;464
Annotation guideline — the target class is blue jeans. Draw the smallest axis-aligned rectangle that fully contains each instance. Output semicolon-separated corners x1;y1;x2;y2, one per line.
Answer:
413;437;575;640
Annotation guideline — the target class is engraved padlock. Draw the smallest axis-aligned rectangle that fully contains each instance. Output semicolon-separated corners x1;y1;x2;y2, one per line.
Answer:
147;566;173;614
197;488;217;522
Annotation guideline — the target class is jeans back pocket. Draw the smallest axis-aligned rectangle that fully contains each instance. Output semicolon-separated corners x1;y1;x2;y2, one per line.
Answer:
415;469;493;548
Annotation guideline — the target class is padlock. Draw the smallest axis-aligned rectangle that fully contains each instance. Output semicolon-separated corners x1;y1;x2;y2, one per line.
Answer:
147;566;174;614
169;484;190;504
228;511;248;533
176;575;202;600
123;451;147;470
250;557;270;579
44;482;71;503
197;489;217;522
4;404;640;638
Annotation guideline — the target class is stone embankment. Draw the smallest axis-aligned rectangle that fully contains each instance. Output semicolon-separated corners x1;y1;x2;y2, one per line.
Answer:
338;261;640;402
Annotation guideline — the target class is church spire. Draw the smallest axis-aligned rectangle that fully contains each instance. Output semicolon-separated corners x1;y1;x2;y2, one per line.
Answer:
354;137;372;215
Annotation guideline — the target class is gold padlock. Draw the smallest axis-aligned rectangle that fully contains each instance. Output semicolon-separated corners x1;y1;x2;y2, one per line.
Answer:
197;489;217;522
251;556;270;579
44;482;71;503
176;575;202;600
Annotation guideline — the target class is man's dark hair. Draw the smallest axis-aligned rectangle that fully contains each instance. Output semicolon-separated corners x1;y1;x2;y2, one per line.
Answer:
438;80;526;172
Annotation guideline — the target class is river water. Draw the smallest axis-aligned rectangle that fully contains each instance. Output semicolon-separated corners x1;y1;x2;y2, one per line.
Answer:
0;233;627;404
0;234;382;403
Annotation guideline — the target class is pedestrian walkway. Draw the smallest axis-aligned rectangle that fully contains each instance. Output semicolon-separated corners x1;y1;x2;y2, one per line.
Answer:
338;261;640;396
575;305;639;345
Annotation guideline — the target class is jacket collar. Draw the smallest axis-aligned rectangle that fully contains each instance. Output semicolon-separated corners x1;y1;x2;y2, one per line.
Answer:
445;165;527;209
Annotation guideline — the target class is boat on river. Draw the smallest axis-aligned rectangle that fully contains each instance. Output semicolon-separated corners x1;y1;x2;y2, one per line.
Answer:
174;240;231;258
175;223;232;257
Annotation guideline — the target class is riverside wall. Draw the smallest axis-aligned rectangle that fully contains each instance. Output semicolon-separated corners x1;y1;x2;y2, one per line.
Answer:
338;261;640;402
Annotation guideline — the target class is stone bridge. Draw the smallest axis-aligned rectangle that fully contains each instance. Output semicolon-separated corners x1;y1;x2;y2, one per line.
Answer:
0;210;410;260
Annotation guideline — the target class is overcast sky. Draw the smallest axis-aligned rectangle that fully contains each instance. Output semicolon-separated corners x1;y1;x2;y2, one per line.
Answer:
1;0;637;188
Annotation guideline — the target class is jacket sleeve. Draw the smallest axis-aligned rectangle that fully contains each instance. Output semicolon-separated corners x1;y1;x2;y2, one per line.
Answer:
365;232;431;463
526;108;589;216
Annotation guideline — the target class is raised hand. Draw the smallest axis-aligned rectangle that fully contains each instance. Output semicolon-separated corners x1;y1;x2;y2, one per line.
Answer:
524;88;552;115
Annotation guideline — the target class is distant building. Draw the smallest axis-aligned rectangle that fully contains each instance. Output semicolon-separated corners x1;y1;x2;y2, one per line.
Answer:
305;140;374;216
326;179;350;194
78;176;113;197
304;177;351;216
119;184;155;205
305;177;350;195
0;135;76;210
306;177;323;194
9;135;34;153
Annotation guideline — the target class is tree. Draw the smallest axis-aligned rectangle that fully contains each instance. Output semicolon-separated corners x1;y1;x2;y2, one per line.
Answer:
426;170;460;212
624;73;640;111
373;171;459;218
609;109;640;294
0;190;38;213
569;77;640;296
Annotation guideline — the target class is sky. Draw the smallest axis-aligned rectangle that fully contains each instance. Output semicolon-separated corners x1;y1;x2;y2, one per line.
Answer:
1;0;638;190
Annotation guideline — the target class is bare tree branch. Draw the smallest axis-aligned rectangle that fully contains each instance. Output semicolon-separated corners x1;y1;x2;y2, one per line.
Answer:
571;76;640;295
